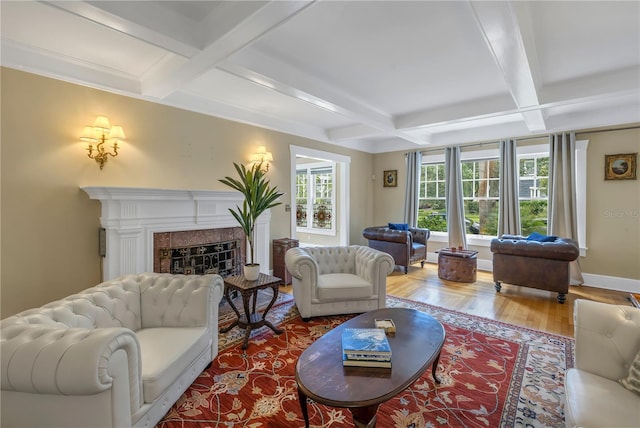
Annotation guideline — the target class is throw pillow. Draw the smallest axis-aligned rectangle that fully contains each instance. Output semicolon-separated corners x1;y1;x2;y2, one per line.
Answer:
620;350;640;396
388;223;409;231
526;232;557;242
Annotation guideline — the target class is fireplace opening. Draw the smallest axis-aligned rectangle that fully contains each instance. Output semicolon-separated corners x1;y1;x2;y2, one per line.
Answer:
154;227;245;277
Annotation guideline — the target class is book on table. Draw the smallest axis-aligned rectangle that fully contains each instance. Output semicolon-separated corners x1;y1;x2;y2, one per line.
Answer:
341;328;392;367
342;353;392;368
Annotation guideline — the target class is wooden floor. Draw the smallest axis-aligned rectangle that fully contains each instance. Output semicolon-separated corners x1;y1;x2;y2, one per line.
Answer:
280;262;632;338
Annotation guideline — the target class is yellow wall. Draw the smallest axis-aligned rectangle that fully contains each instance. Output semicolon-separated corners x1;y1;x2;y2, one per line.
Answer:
0;68;374;316
2;67;638;317
373;129;640;280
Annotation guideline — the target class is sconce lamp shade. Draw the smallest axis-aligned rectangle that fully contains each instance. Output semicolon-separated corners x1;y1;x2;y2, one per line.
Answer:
109;126;126;140
80;126;98;142
93;115;111;131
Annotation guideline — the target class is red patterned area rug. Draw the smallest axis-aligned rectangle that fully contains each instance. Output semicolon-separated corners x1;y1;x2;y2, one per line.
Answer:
157;296;573;428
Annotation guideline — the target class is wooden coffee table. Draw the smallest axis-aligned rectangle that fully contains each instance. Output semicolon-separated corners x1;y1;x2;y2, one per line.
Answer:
220;272;283;349
295;307;445;428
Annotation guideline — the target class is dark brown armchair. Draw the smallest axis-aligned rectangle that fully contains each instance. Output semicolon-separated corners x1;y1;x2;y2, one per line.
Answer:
490;234;579;303
363;226;430;274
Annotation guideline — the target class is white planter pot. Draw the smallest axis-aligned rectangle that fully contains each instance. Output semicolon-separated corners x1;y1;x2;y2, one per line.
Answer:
243;264;261;281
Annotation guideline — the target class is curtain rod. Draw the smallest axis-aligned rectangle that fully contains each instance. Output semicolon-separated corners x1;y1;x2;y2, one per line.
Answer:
415;124;640;155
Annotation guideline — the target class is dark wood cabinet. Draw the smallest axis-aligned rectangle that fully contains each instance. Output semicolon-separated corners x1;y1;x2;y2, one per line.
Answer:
272;238;299;285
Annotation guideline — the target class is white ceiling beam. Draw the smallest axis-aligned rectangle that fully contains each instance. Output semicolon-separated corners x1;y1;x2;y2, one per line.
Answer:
468;0;546;132
0;39;141;94
395;94;515;130
141;1;315;99
43;1;199;58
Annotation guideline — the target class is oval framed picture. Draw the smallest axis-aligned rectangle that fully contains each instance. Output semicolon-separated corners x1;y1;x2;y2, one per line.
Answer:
604;153;637;180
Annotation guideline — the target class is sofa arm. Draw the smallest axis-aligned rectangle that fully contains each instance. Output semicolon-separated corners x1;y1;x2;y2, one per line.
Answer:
490;237;579;261
138;273;224;328
2;325;141;402
410;227;430;245
573;299;640;381
363;226;410;244
354;246;395;291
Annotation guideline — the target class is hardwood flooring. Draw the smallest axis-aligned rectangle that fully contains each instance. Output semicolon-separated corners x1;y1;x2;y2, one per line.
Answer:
280;262;632;338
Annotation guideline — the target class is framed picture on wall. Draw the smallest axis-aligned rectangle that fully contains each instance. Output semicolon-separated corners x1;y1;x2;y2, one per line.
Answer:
383;170;397;187
604;153;637;180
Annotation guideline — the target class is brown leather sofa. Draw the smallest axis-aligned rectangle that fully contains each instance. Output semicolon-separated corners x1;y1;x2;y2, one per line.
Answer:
362;226;430;274
490;234;580;303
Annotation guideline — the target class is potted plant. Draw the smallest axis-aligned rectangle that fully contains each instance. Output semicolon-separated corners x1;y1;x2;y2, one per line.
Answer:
219;161;283;280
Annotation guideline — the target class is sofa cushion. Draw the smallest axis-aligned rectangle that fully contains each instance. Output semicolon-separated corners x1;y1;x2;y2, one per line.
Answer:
317;274;373;301
137;327;210;403
620;350;640;395
565;368;640;427
388;223;409;231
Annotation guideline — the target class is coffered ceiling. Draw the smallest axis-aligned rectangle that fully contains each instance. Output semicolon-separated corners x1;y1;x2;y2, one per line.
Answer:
2;1;639;152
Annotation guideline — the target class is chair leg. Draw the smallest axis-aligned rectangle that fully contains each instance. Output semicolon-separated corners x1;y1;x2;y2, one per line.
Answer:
420;260;425;268
404;266;408;274
557;293;567;304
494;282;502;292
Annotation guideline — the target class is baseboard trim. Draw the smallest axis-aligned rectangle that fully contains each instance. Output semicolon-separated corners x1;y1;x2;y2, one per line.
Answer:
426;253;639;293
581;273;640;294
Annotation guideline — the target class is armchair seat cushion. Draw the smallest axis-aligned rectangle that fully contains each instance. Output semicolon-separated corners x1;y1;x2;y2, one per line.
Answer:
565;369;640;428
317;273;373;301
138;326;208;403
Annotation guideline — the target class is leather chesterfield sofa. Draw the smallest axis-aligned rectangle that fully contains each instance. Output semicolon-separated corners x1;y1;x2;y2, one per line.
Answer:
363;226;430;273
490;234;579;303
1;273;224;428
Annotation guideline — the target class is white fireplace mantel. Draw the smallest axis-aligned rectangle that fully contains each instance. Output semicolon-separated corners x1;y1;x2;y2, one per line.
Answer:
82;186;271;281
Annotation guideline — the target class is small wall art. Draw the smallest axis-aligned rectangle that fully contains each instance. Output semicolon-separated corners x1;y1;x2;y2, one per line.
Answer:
383;170;397;187
604;153;637;180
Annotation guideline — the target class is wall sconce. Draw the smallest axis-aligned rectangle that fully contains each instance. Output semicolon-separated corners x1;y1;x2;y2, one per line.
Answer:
80;116;126;169
250;145;273;172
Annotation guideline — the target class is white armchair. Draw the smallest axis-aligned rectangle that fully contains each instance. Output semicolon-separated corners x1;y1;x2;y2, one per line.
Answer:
564;299;640;428
1;273;224;428
284;245;394;320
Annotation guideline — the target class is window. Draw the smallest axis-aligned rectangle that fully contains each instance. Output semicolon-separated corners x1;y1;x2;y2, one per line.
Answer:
518;154;549;236
418;147;551;238
296;162;335;234
462;159;500;236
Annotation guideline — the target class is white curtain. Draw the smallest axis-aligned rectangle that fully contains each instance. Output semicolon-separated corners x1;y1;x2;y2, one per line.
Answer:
445;146;467;248
404;151;422;227
498;139;521;236
549;132;584;285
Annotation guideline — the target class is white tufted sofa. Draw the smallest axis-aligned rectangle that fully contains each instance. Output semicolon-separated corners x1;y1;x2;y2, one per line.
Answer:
1;273;224;428
284;245;394;320
564;299;640;428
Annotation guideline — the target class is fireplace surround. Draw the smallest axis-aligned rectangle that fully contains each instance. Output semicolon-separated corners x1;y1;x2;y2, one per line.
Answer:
82;187;272;281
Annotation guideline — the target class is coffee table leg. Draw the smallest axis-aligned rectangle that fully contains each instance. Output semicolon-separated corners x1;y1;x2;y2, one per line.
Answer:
351;405;379;428
432;350;442;384
297;387;310;428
